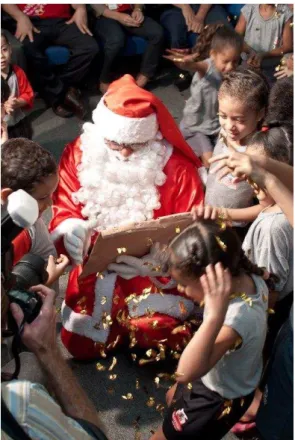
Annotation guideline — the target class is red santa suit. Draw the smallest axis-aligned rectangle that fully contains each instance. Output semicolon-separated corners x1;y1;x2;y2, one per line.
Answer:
49;75;204;360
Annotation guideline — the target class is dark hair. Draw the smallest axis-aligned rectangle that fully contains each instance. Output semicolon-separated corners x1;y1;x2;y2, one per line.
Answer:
248;122;293;165
219;67;270;113
1;76;10;103
266;77;293;124
1;30;9;45
1;138;57;193
166;220;277;290
192;23;243;61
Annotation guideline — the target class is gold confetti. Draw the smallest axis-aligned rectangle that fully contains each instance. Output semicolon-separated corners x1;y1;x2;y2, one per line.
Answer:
154;377;160;388
109;374;117;380
179;301;188;315
215;236;227;252
129;332;137;348
139;358;155;366
125;293;137;304
267;308;275;314
99;348;107;358
122;393;133;400
102;312;113;329
56;307;61;313
113;295;120;305
199;300;205;308
158;343;166;360
96;272;104;279
179;73;185;79
156;404;165;412
143;286;152;295
146;349;157;358
101;296;107;305
290;21;293;27
175;372;185;378
150;320;159;329
80;309;87;315
117;247;127;254
146;397;155;407
146;237;154;246
233;336;242;351
131;353;137;362
158;373;171;381
262;294;268;303
172;325;187;335
241;398;245;407
175;227;181;233
109;357;117;371
107;335;121;350
187;383;193;390
93;322;101;330
218;400;233;419
77;296;87;305
172;351;181;360
136;379;140;390
96;363;106;371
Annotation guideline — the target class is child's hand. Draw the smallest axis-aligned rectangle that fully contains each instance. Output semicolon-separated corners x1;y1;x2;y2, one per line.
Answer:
4;96;17;115
45;254;70;286
247;52;264;68
163;50;197;71
191;204;219;221
200;263;232;321
274;65;293;79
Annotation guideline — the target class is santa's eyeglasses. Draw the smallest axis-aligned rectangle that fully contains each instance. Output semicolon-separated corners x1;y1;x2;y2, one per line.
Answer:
104;138;149;152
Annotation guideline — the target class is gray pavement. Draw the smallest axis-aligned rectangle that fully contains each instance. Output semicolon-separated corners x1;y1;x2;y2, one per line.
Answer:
10;70;255;440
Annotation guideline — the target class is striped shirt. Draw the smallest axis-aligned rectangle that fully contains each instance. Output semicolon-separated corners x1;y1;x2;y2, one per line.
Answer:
2;380;95;440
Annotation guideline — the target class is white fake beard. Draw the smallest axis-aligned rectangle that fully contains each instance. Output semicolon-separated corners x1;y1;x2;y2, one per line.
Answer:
72;123;168;231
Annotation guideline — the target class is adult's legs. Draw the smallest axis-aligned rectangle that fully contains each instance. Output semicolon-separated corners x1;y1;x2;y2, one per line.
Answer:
126;16;164;85
160;7;188;48
21;19;65;107
54;20;99;87
93;17;126;91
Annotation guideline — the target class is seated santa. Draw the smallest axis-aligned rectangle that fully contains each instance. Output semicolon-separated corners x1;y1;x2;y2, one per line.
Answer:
49;75;204;360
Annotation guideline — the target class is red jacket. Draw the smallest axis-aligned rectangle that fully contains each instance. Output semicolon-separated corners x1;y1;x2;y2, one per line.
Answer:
13;65;34;110
17;4;71;20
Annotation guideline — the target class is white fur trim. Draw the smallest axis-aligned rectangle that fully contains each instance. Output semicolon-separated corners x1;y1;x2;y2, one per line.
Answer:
61;272;117;344
128;293;195;320
92;99;158;144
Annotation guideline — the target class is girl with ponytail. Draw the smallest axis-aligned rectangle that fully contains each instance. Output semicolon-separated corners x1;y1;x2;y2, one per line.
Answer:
151;216;269;440
164;24;243;168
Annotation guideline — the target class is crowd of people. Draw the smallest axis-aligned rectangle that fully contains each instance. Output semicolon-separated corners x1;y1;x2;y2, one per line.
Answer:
1;3;294;440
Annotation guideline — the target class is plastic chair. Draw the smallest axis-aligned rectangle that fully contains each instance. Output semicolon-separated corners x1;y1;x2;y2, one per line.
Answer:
45;46;70;66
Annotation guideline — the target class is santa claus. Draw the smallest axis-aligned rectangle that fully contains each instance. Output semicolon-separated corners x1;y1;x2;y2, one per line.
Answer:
49;75;204;360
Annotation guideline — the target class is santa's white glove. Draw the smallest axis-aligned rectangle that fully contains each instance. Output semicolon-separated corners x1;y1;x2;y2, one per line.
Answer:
108;243;167;280
50;218;92;266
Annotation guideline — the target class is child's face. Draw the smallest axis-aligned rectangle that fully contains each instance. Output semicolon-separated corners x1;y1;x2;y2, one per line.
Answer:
171;267;204;304
1;36;12;73
218;96;264;143
211;46;241;76
29;173;59;216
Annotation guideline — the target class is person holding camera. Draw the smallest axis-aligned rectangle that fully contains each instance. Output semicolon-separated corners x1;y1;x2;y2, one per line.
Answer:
2;284;108;440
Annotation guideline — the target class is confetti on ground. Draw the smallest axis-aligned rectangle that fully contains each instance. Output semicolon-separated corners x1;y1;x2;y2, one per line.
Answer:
101;296;107;305
154;377;160;388
96;272;105;279
122;393;133;400
96;363;106;371
146;397;155;407
175;227;180;233
117;247;127;254
187;383;193;390
131;353;137;362
109;374;117;380
109;357;117;371
136;379;140;390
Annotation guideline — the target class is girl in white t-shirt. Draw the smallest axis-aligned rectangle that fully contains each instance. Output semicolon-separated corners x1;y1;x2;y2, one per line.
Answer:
150;217;273;440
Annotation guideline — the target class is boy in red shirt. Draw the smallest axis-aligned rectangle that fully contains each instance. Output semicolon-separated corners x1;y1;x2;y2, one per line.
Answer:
1;31;33;139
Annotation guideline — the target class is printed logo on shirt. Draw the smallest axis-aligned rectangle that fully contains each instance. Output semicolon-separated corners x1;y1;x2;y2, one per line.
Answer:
22;4;46;16
172;408;188;432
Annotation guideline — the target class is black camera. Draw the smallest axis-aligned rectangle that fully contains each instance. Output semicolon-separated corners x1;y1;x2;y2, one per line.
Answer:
2;190;47;328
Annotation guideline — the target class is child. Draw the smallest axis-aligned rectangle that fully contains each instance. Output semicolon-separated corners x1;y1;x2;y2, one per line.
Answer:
235;4;293;68
205;67;270;240
1;138;68;287
266;75;293;126
1;76;10;144
165;24;243;167
243;123;293;334
150;219;271;440
1;31;34;139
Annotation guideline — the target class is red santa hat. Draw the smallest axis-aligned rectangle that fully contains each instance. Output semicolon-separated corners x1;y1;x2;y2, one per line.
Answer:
92;74;202;168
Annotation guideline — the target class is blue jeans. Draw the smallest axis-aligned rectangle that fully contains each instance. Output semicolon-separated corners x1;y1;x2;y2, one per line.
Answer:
160;5;230;48
256;317;293;440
